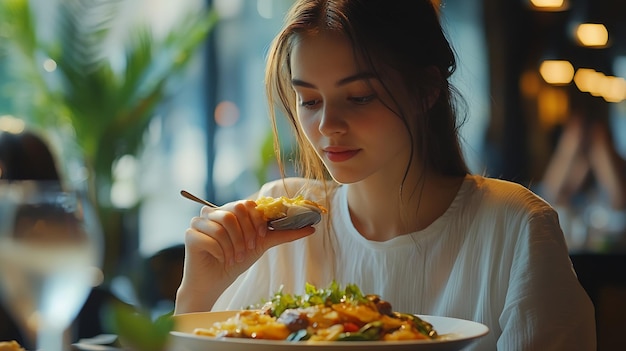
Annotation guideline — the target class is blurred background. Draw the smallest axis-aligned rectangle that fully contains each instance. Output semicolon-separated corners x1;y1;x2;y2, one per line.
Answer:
0;0;625;349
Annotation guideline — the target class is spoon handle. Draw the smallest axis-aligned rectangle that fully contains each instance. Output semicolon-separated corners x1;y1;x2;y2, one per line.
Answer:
180;190;219;208
180;189;321;230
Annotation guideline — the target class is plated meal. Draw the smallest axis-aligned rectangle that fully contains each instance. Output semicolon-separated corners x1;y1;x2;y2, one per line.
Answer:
194;282;437;342
169;282;489;351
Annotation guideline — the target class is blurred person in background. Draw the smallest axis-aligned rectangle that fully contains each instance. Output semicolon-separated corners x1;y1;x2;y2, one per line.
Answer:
541;111;626;251
0;127;60;181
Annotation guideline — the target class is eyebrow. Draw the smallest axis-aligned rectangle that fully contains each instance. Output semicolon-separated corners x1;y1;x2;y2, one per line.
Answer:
291;72;376;88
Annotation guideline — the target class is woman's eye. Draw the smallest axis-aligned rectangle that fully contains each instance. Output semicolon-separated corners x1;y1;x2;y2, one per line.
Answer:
350;94;376;104
299;99;320;109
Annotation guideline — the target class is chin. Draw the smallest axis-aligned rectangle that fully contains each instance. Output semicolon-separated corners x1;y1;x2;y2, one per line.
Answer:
327;170;364;185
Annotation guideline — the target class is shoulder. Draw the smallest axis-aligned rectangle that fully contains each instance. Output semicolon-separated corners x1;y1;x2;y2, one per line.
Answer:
463;175;568;257
461;174;563;243
466;174;554;217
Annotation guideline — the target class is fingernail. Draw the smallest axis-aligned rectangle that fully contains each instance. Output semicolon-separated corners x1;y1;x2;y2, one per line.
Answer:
258;226;267;237
248;239;255;249
228;257;235;266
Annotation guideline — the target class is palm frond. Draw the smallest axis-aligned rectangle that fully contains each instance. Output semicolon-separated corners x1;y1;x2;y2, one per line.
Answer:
0;0;218;199
53;0;121;71
0;0;38;58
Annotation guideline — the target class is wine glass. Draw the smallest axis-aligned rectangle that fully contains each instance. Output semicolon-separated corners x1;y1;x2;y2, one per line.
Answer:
0;180;103;351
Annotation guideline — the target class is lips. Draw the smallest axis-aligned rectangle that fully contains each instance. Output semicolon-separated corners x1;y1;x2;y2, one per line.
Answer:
323;146;360;162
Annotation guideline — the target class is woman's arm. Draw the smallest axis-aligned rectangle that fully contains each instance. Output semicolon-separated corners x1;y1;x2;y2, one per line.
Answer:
498;207;596;350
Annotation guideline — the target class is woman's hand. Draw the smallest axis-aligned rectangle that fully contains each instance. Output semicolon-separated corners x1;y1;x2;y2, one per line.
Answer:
174;199;316;314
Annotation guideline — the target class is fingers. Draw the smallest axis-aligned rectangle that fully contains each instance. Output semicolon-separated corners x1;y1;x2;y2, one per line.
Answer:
193;200;267;266
188;217;232;264
214;202;255;263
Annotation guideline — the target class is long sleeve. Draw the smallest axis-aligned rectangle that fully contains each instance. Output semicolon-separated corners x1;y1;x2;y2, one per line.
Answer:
498;197;596;350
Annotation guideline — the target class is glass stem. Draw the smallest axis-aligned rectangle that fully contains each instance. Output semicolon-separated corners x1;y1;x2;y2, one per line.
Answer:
37;324;66;351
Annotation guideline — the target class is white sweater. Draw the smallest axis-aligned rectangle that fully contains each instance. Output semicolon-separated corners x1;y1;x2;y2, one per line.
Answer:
213;174;596;350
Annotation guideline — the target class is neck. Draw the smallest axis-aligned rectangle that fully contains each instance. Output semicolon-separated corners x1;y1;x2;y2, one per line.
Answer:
345;170;465;241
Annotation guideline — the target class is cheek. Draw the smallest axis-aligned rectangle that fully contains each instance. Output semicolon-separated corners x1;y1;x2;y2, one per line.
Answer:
296;110;320;142
367;112;413;149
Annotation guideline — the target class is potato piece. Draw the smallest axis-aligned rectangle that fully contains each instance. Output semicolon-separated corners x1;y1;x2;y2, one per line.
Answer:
255;195;327;221
332;303;381;323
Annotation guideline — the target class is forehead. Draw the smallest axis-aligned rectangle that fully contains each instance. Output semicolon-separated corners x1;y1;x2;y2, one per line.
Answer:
290;32;363;82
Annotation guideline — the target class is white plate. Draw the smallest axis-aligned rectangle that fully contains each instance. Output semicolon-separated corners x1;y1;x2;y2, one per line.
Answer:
168;311;489;351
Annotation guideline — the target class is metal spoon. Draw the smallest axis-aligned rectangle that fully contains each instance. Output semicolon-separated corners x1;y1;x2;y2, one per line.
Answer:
180;190;322;230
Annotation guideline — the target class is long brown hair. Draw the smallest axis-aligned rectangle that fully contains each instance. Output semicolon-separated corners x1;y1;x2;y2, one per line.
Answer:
265;0;469;191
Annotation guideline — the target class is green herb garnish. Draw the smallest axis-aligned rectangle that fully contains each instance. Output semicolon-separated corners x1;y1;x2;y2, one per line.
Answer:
249;281;369;317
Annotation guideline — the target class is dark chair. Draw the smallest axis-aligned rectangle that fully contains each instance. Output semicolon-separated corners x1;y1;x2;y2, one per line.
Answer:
135;244;185;314
571;253;626;351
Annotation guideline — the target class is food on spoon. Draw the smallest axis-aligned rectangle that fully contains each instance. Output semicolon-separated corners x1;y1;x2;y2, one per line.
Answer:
193;282;438;342
255;195;327;221
0;341;26;351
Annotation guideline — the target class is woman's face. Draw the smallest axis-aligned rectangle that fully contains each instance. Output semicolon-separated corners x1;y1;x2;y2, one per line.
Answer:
290;33;414;184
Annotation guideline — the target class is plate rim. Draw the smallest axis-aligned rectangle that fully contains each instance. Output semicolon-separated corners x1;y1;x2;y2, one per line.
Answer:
170;310;490;347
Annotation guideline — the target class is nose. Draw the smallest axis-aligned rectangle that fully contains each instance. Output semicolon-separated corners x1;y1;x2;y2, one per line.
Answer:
318;103;347;136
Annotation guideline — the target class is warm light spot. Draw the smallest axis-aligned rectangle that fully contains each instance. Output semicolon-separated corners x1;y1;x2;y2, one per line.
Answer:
539;60;574;85
43;58;57;72
0;115;26;133
520;70;542;98
529;0;568;11
601;76;626;103
537;87;569;130
573;68;626;103
575;23;609;47
573;68;598;93
589;73;608;97
214;101;240;127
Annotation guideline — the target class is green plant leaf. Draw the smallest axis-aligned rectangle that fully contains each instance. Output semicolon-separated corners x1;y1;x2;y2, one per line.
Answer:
0;0;218;278
109;302;174;351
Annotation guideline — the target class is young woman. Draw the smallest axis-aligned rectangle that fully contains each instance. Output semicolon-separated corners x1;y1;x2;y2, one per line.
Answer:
175;1;596;349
